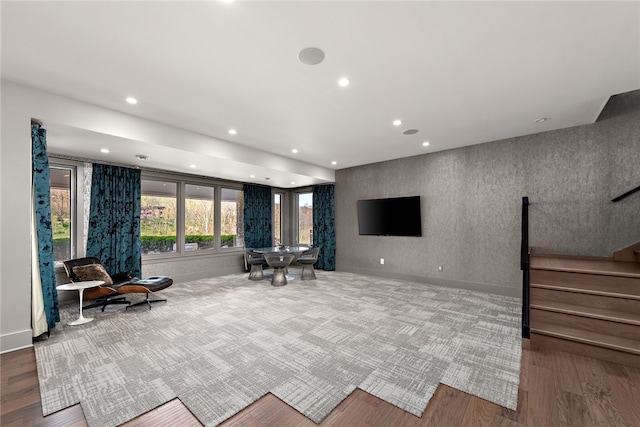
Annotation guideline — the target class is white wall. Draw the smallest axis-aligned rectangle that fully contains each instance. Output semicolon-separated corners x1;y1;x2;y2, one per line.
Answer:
0;84;33;352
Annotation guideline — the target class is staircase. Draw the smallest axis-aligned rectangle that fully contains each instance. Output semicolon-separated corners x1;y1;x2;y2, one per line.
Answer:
529;253;640;368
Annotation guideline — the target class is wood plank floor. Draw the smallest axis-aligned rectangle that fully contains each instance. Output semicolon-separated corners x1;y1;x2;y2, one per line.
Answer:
2;345;640;426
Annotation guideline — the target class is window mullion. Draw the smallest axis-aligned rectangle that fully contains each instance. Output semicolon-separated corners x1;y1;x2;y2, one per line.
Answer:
214;186;222;249
177;181;186;255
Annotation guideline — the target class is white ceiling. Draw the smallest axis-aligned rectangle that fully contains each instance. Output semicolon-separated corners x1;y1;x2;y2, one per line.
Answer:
2;1;639;187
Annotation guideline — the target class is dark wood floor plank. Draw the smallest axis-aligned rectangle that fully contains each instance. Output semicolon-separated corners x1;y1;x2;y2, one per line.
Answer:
552;390;589;426
416;384;471;426
123;398;202;427
600;372;640;427
460;396;498;427
4;345;640;427
526;363;554;427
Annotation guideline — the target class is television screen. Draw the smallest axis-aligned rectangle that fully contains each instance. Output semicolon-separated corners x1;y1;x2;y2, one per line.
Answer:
357;196;422;236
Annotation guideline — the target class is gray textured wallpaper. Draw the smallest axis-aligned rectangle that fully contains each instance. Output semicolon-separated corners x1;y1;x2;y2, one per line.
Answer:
336;92;640;297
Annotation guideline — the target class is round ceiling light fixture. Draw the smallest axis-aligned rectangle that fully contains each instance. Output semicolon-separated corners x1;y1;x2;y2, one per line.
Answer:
393;119;403;126
228;129;237;135
298;47;325;65
338;77;350;87
331;161;337;165
535;117;548;123
403;129;419;135
135;154;149;160
422;141;430;147
125;97;138;105
100;148;110;153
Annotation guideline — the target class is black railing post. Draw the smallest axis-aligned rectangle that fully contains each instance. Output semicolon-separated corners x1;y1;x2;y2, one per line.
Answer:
521;196;530;339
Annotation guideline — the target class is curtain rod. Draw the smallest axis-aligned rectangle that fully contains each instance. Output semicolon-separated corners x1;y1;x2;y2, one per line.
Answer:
31;119;43;127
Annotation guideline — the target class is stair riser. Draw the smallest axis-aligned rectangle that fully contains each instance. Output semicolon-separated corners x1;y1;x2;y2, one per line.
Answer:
531;287;640;314
531;269;640;298
531;333;640;369
531;308;640;341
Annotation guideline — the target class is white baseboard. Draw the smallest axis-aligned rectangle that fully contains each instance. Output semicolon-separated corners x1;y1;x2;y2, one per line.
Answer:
0;329;33;354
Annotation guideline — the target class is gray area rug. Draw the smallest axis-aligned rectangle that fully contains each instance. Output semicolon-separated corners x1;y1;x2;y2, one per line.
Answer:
35;271;522;426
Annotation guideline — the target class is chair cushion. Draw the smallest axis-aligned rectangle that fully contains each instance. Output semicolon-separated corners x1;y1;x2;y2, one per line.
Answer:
132;276;173;292
72;264;113;285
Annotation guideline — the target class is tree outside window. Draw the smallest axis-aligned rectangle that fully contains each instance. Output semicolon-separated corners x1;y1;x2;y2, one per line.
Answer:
141;180;177;254
297;192;313;245
50;167;73;261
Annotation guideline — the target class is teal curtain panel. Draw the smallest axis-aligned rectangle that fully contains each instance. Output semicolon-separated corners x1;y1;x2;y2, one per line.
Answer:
32;124;60;330
313;184;336;270
86;164;142;278
243;184;272;248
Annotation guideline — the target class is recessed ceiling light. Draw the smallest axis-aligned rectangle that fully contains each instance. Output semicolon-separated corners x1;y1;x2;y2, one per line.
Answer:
535;118;548;123
292;149;298;154
100;148;110;153
422;141;430;147
135;154;148;160
189;164;196;168
338;77;350;87
291;181;296;185
228;129;237;135
250;174;255;178
393;119;402;126
125;97;138;105
331;161;337;165
298;47;325;66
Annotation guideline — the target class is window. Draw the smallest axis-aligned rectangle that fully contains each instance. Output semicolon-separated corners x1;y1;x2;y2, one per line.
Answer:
221;188;243;248
274;192;283;245
50;166;74;261
185;184;215;251
141;179;177;254
140;174;245;256
297;192;313;245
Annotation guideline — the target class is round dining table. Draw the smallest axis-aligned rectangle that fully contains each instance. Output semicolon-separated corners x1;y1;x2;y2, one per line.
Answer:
253;246;310;282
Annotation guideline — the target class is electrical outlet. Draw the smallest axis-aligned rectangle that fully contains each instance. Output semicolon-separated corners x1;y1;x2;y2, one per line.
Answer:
438;265;443;272
380;258;385;265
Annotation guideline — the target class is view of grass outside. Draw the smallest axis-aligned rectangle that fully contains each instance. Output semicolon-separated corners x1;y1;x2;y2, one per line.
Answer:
50;176;252;257
274;193;282;245
298;192;313;245
141;181;243;253
50;167;72;261
185;184;214;251
141;179;177;254
221;188;243;248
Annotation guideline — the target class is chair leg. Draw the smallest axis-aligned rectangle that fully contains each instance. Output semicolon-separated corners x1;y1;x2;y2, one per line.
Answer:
301;264;317;280
126;294;167;311
83;296;129;311
248;264;264;280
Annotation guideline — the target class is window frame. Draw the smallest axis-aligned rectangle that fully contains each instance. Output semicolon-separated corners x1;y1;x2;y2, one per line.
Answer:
294;188;314;246
141;170;244;260
49;158;86;264
273;191;284;245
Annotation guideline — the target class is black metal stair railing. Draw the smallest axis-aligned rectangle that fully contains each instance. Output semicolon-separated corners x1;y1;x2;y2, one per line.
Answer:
612;184;640;202
520;196;530;339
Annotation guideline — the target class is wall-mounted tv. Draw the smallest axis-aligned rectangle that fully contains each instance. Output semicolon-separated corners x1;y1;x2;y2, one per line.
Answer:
357;196;422;237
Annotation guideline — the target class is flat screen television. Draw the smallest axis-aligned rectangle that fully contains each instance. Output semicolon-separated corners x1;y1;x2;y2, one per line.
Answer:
357;196;422;236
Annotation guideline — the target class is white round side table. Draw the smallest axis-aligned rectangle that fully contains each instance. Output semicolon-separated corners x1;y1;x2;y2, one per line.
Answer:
57;280;104;325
